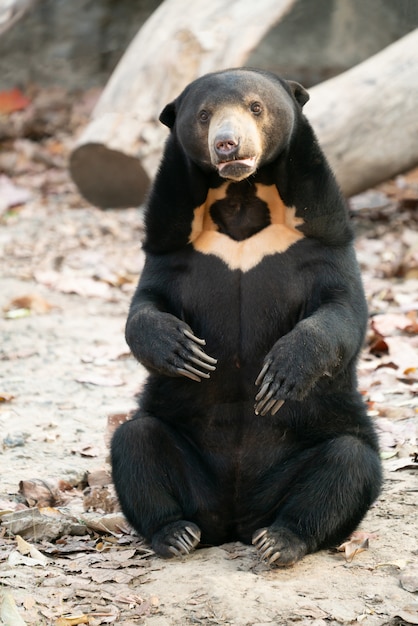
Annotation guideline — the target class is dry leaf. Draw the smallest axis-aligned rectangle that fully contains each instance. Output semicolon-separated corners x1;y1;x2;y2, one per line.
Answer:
19;478;65;507
0;392;14;402
83;486;119;514
369;321;389;355
87;468;112;487
23;596;36;611
34;271;112;299
0;592;27;625
8;549;46;568
371;313;413;336
395;602;418;625
0;174;32;214
400;566;418;593
105;412;132;446
1;507;86;541
386;456;418;472
337;531;377;562
0;88;30;113
55;276;112;299
76;374;125;387
80;512;129;535
73;444;100;458
5;293;55;315
385;337;418;372
55;614;89;626
16;534;49;565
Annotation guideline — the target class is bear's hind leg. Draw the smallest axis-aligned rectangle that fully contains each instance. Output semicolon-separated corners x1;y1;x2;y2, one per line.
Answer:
252;435;382;567
111;414;212;558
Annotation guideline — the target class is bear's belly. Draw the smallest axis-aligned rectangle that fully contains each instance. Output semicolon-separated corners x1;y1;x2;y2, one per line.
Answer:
165;244;311;403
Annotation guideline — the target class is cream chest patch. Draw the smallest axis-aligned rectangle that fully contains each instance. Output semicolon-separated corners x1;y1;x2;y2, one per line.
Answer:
189;183;304;272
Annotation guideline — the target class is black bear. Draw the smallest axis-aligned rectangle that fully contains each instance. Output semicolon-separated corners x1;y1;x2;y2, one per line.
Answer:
111;68;382;566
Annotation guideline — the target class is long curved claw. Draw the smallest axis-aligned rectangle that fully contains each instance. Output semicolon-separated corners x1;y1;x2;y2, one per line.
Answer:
255;536;271;551
185;526;201;543
268;551;282;565
271;399;285;415
175;535;192;554
189;355;217;372
260;545;275;561
177;329;217;382
188;344;217;366
255;361;270;386
176;367;201;382
252;528;268;544
170;525;201;556
184;363;211;379
254;363;286;415
255;382;271;402
183;329;206;345
252;527;307;567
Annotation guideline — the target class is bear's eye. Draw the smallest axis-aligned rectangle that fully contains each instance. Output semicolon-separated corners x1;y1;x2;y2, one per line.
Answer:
250;102;262;115
199;110;209;123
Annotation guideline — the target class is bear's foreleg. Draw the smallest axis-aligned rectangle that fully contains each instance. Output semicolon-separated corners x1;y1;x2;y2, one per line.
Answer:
255;299;365;415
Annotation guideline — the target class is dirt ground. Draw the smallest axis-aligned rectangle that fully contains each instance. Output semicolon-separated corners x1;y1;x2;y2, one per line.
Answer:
0;144;417;624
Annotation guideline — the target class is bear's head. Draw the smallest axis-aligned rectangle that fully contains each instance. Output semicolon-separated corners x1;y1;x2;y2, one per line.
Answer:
160;68;309;182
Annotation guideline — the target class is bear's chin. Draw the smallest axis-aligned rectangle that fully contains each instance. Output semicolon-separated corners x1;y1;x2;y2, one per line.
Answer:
217;158;257;181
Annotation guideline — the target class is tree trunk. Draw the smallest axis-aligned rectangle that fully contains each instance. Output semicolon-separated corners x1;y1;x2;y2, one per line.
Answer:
69;0;297;208
306;28;418;198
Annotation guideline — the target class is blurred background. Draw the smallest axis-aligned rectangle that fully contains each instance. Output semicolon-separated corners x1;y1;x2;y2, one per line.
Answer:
1;0;417;89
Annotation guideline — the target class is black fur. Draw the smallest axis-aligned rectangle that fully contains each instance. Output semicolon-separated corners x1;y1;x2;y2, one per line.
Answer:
111;69;382;566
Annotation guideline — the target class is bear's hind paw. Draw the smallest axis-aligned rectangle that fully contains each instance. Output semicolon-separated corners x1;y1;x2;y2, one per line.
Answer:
252;526;307;567
152;520;201;559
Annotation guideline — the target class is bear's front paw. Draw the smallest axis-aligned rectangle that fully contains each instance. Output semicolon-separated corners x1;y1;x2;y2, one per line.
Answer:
254;342;319;415
152;521;201;558
135;316;217;381
252;527;307;567
174;328;217;382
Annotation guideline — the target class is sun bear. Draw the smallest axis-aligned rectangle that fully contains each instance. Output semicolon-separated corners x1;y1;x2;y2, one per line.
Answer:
111;68;382;567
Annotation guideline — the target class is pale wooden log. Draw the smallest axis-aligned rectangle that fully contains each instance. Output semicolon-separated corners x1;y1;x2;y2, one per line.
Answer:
0;0;37;35
69;0;297;208
306;28;418;198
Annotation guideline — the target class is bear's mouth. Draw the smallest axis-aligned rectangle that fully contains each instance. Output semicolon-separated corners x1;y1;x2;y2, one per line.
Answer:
217;156;257;180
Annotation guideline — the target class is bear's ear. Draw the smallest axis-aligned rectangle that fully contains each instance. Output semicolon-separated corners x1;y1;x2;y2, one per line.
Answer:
159;101;177;129
287;81;310;108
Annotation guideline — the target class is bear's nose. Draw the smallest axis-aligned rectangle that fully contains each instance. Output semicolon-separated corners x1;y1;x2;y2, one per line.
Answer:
214;134;239;159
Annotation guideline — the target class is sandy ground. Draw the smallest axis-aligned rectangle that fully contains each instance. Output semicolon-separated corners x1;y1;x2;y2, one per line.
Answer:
0;182;417;625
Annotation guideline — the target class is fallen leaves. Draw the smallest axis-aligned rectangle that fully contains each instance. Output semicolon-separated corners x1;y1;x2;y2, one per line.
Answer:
34;271;114;300
394;602;418;625
1;507;86;542
0;87;30;114
19;478;67;508
0;592;27;626
0;392;15;403
76;374;125;388
4;292;56;317
13;535;49;566
0;173;32;214
337;531;378;562
400;566;418;593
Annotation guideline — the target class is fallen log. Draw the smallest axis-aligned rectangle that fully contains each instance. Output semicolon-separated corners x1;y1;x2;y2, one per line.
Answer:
69;0;297;208
70;13;418;206
0;0;37;35
306;28;418;198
